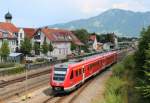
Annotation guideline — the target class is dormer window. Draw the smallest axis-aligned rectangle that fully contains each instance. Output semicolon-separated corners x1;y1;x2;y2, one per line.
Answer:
3;32;8;38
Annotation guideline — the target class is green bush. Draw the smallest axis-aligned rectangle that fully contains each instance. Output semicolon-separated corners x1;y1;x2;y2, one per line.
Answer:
104;91;122;103
112;63;125;78
106;76;126;95
25;60;33;63
122;55;135;70
0;63;15;68
36;58;45;62
7;66;25;75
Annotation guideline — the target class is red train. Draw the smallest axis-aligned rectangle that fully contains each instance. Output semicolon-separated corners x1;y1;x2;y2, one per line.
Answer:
50;51;118;93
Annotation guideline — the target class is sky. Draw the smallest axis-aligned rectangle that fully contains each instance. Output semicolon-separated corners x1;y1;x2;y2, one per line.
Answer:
0;0;150;28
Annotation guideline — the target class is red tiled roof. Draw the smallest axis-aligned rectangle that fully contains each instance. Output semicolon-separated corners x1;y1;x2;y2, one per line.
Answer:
0;22;18;33
38;28;83;45
0;29;17;39
89;35;96;41
23;28;36;39
40;28;84;45
70;33;84;46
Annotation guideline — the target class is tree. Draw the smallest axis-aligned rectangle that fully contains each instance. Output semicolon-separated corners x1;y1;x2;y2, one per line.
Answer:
33;43;40;55
72;29;89;52
136;43;150;99
134;27;150;78
48;42;54;55
41;38;48;56
0;40;10;62
20;37;32;56
71;42;77;51
134;26;150;102
72;29;89;44
142;43;150;98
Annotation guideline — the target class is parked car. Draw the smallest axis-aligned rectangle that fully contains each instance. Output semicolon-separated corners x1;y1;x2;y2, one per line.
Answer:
45;56;57;62
67;53;75;59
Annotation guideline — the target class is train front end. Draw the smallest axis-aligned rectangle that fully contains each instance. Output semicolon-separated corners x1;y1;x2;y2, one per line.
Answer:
50;63;68;93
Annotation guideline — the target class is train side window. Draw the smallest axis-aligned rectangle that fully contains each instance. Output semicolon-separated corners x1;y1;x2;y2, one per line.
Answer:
99;61;101;65
90;65;92;70
83;68;85;73
76;70;78;77
70;70;73;79
88;66;90;71
79;69;82;75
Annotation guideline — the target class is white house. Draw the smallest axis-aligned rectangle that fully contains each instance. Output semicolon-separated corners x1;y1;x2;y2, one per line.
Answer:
0;29;17;53
0;12;18;53
18;28;36;48
32;28;83;59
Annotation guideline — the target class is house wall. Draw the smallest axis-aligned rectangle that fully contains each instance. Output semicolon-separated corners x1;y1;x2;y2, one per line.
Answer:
0;39;17;53
103;43;110;50
9;39;17;53
51;42;71;59
18;28;25;48
33;31;71;59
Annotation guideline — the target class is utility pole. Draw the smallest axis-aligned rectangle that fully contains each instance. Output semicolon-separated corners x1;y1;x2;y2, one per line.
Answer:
25;65;28;103
25;55;28;103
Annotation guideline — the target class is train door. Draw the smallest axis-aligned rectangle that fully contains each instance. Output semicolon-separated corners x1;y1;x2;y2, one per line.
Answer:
102;57;106;69
82;66;85;83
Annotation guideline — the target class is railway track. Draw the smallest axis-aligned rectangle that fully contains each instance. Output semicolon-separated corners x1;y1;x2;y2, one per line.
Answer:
0;74;50;100
0;69;50;88
42;73;95;103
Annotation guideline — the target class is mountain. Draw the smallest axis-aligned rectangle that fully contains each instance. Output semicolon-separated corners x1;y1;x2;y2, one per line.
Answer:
48;9;150;37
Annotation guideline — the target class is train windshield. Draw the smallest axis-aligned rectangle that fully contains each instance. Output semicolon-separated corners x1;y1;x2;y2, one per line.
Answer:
53;68;67;81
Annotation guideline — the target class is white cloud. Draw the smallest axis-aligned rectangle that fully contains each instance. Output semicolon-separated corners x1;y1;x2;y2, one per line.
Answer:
112;1;148;12
112;3;129;9
73;0;109;14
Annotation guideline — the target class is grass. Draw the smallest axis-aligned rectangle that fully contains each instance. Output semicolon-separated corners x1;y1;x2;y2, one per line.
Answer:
103;76;127;103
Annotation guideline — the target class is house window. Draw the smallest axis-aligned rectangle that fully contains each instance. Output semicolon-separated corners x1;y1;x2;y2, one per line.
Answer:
3;33;7;38
64;48;65;55
59;49;61;54
20;40;23;44
20;33;22;38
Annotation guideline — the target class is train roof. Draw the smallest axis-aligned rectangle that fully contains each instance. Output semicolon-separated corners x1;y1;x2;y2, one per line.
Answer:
54;51;117;70
70;51;117;67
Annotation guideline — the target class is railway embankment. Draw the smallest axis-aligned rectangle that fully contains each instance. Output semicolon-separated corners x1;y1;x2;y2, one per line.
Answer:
92;54;135;103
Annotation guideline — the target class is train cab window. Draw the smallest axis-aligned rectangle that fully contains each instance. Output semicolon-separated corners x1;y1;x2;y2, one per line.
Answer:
70;70;73;79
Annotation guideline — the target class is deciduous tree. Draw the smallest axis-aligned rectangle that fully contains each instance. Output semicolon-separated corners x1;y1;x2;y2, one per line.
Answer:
41;38;48;56
20;37;32;56
48;42;54;55
0;40;10;62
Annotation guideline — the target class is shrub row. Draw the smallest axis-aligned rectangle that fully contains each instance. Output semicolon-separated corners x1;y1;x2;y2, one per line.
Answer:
0;63;15;68
0;66;25;76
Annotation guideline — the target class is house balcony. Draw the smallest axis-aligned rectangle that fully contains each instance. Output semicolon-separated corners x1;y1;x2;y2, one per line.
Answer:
34;39;41;42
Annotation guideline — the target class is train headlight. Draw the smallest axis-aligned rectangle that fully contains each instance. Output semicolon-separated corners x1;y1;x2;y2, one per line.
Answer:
55;87;61;90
